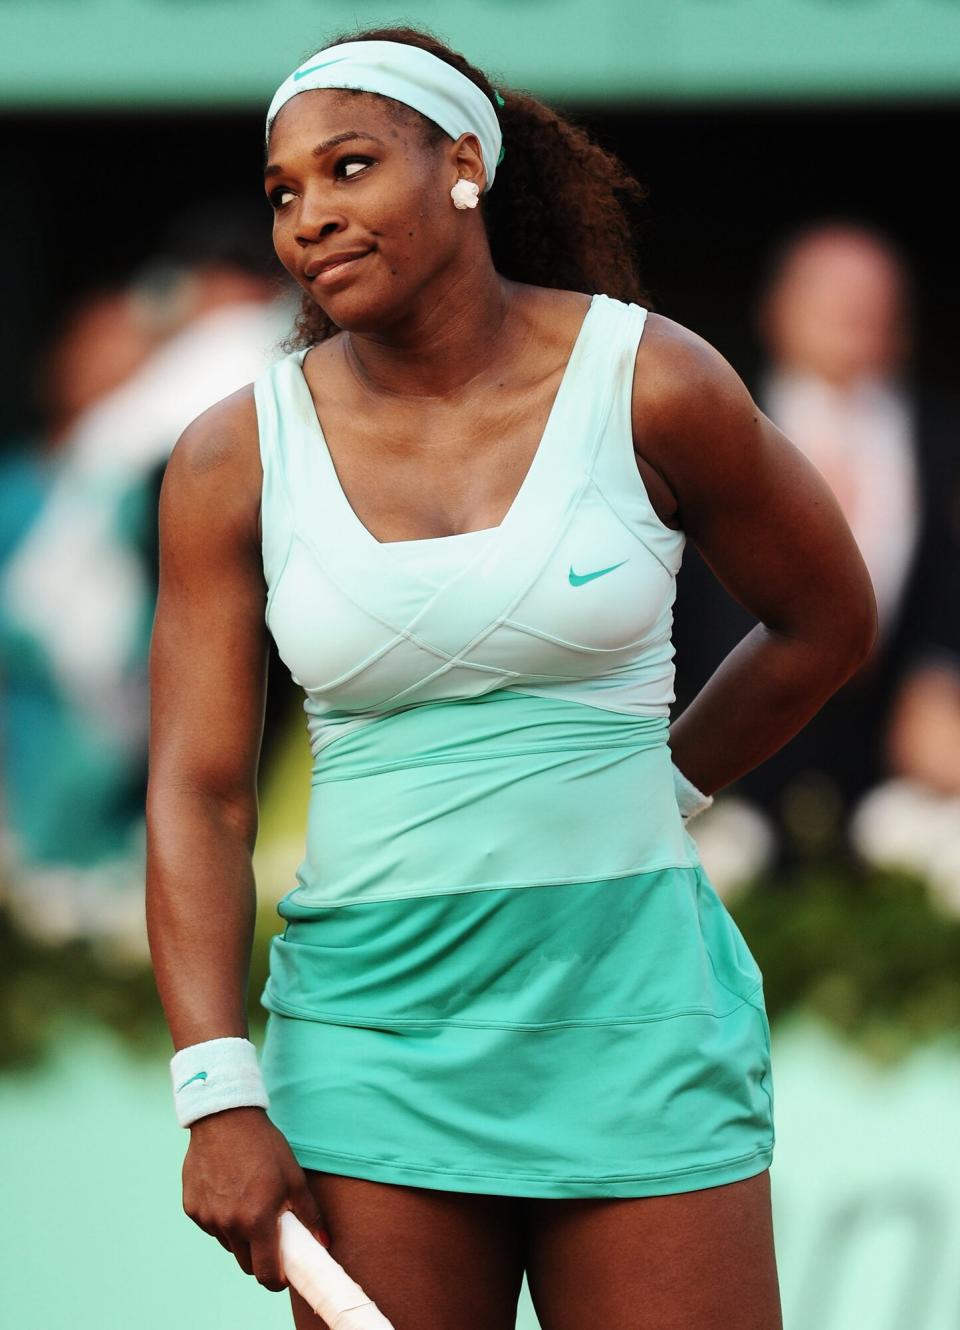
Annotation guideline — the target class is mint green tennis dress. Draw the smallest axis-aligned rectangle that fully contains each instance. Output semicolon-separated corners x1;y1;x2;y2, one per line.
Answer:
255;293;775;1199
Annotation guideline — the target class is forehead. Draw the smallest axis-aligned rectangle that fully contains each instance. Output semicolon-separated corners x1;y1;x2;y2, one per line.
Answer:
783;244;900;303
267;87;417;154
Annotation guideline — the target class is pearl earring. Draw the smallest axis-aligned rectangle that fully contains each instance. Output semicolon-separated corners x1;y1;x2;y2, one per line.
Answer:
450;179;480;210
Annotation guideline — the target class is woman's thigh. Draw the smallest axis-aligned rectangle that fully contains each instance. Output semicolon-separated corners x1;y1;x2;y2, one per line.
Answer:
289;1170;528;1330
522;1168;783;1330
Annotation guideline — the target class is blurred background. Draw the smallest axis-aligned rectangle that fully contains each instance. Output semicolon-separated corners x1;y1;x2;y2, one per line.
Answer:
2;2;960;1328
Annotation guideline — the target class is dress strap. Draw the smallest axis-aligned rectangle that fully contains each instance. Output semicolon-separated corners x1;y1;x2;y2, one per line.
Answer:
589;299;686;578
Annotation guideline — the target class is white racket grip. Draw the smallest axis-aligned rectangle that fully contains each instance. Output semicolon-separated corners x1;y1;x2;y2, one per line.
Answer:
278;1211;396;1330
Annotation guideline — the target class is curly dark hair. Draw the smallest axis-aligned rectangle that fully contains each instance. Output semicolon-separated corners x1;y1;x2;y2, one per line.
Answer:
274;22;654;349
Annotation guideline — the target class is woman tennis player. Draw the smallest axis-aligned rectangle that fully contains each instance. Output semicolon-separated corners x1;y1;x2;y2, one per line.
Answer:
146;24;876;1329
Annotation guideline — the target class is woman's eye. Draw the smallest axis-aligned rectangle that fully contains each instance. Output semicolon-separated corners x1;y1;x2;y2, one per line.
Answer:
267;156;372;208
337;156;373;179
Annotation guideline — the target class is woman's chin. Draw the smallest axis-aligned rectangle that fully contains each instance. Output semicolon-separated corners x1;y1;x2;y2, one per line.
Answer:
312;286;408;333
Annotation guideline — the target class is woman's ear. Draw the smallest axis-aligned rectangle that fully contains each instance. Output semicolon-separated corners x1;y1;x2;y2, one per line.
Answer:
449;132;487;195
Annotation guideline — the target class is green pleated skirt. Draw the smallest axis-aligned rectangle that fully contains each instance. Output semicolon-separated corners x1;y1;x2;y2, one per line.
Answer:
259;861;775;1199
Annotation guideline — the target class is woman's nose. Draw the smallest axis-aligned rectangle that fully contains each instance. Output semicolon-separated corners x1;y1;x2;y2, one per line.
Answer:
294;191;348;247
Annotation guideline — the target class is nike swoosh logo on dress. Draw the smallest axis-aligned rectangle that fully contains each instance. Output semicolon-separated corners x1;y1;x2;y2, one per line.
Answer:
568;560;629;586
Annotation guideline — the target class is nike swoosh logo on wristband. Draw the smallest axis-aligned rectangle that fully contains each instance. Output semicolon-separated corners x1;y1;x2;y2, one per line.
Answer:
176;1070;209;1093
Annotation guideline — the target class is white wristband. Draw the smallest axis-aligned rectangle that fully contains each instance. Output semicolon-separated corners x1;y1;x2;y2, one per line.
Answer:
170;1036;270;1128
672;761;714;823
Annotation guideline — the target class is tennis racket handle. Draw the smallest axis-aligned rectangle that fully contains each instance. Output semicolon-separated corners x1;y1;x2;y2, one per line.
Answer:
278;1211;396;1329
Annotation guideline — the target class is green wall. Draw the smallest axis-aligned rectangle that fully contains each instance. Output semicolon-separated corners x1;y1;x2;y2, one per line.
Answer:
2;0;960;109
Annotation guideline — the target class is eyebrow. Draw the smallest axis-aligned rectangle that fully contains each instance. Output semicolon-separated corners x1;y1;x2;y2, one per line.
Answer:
264;130;387;178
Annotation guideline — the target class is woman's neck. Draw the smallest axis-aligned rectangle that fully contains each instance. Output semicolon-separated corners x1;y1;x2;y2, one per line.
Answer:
340;270;521;401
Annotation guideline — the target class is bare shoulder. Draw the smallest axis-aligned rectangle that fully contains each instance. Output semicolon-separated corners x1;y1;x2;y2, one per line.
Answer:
630;313;761;484
161;383;262;543
629;310;807;534
164;383;260;484
631;311;877;655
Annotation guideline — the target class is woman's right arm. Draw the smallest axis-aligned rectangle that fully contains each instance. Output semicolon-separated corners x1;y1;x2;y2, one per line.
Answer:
146;387;324;1291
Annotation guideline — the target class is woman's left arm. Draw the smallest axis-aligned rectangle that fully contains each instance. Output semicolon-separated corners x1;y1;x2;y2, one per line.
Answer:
632;314;878;797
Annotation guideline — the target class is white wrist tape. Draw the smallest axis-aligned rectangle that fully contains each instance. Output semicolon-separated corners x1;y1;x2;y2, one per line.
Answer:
170;1036;270;1128
672;761;714;823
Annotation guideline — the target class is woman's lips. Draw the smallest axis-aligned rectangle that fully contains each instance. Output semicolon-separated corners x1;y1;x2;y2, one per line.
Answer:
308;251;374;286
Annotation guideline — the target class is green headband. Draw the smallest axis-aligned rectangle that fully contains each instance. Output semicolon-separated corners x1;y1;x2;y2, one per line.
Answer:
267;40;506;188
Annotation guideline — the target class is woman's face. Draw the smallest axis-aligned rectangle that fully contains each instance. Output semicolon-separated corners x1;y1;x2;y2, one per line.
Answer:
265;88;474;331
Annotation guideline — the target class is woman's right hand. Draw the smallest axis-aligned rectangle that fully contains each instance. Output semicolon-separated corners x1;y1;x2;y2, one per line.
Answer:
182;1106;329;1292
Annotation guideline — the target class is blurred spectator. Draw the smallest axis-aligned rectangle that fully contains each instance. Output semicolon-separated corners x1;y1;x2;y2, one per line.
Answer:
674;219;960;878
0;285;154;561
0;288;158;874
0;199;295;950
